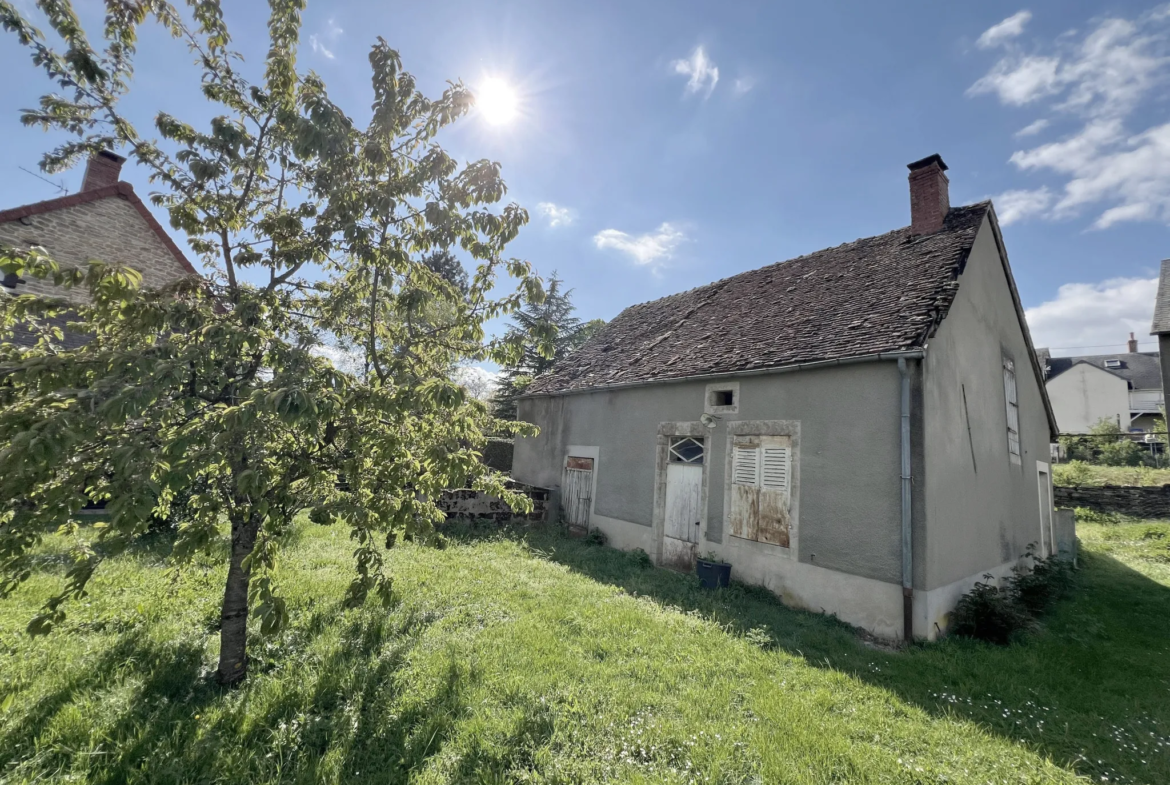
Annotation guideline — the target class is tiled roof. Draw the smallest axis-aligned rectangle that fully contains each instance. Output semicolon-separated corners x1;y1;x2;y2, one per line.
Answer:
0;182;199;276
527;202;991;395
1153;259;1170;335
1044;352;1162;391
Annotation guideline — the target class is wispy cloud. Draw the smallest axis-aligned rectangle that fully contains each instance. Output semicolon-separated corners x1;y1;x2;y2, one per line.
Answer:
1025;276;1158;355
310;18;343;60
993;187;1053;225
977;10;1033;49
672;46;719;98
1014;118;1050;137
969;7;1170;229
593;223;686;267
453;366;499;401
732;76;755;96
536;202;574;227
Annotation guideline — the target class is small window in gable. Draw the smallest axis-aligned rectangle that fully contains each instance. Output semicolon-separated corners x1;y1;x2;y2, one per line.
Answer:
1003;356;1021;464
1104;359;1122;369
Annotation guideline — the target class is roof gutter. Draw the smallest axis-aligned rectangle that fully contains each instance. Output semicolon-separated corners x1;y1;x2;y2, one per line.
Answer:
518;349;927;400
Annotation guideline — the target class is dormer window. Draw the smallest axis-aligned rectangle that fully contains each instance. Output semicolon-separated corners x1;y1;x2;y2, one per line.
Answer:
1104;359;1121;369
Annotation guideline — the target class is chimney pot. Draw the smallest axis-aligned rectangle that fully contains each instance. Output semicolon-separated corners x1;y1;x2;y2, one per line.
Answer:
81;150;126;191
1128;332;1138;353
907;154;950;236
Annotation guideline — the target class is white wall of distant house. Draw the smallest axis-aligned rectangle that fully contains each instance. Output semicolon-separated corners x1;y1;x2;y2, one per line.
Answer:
1046;363;1130;434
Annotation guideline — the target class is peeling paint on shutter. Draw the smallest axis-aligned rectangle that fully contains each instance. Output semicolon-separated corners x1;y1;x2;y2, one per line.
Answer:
730;442;760;540
757;438;791;547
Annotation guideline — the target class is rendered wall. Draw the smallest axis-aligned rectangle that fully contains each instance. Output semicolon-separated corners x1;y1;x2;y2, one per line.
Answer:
514;362;905;585
920;215;1054;603
1046;364;1130;433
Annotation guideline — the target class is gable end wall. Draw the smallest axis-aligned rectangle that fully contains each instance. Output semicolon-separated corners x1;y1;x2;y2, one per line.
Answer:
0;196;192;302
921;215;1052;595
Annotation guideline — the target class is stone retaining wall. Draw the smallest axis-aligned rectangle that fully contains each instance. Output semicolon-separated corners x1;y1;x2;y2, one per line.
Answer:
437;482;549;523
1054;485;1170;519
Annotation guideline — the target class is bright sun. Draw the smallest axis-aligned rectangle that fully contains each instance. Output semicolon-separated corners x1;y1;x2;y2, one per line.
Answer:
475;77;520;126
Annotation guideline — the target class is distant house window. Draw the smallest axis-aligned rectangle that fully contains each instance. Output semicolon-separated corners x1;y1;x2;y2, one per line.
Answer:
1003;357;1021;464
1103;359;1122;369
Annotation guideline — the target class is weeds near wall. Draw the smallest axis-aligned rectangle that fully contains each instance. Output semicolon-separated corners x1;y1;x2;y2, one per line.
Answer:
950;545;1075;645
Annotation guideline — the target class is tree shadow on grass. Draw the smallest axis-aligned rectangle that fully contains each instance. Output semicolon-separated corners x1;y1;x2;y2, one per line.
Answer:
456;522;1170;785
0;595;506;784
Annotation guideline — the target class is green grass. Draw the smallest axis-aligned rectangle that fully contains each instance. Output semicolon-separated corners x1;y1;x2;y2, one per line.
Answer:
1;519;1168;784
1053;461;1170;487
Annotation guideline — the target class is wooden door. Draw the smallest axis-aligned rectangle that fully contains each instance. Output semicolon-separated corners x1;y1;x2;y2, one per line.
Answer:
563;456;593;529
662;436;704;569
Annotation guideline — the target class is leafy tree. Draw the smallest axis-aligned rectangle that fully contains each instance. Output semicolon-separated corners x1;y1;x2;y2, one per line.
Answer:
491;274;601;420
422;249;469;296
1060;418;1144;466
0;0;547;683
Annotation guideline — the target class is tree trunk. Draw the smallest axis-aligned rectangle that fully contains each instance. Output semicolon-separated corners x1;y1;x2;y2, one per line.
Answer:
216;512;260;684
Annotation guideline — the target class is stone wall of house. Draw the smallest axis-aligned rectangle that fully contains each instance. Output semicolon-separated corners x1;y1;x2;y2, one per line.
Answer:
437;482;549;523
1054;485;1170;518
0;193;192;302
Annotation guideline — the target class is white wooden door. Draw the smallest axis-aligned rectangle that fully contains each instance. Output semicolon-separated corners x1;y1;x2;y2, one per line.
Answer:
563;456;594;529
662;436;704;569
1037;462;1053;556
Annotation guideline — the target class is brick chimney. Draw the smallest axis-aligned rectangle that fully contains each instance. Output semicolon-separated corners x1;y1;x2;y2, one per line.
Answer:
907;154;950;236
80;150;126;191
1128;332;1138;352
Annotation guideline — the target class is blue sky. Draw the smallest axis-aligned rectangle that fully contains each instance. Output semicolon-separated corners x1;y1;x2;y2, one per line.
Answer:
2;0;1169;369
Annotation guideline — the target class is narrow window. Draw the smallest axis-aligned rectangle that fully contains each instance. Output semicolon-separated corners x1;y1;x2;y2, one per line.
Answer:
729;435;793;547
1003;357;1020;463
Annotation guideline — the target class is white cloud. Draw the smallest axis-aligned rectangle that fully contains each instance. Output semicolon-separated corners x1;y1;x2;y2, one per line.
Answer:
593;222;686;267
993;187;1053;225
453;366;499;401
536;201;574;227
967;55;1060;105
969;8;1170;228
672;46;719;98
1025;276;1158;356
977;10;1033;49
733;77;755;96
1015;118;1050;137
310;18;342;60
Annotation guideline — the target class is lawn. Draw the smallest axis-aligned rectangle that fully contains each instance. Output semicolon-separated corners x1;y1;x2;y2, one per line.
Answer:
1;517;1167;784
1053;461;1170;487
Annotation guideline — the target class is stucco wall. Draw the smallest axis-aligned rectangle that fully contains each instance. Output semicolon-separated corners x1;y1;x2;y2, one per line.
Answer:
920;215;1053;595
0;195;191;302
1046;364;1130;433
514;362;905;585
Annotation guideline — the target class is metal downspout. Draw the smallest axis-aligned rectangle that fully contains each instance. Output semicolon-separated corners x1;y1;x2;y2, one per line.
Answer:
898;357;913;642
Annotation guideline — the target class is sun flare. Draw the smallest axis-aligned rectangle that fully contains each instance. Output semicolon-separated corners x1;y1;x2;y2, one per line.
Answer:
475;77;520;126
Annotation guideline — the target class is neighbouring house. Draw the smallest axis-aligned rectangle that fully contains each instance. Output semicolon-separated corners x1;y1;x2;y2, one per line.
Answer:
0;150;199;346
512;154;1058;641
1037;337;1164;437
1152;259;1170;404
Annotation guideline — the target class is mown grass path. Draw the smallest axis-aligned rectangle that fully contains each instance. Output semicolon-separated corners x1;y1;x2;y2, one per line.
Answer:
0;519;1166;783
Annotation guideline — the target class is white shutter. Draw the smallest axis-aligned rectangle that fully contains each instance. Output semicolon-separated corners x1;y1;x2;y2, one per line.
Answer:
760;446;790;498
732;445;760;486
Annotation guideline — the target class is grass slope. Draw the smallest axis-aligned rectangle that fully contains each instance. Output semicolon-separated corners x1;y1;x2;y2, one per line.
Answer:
0;519;1167;784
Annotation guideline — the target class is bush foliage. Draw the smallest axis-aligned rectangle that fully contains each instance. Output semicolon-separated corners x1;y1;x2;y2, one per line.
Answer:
950;546;1074;644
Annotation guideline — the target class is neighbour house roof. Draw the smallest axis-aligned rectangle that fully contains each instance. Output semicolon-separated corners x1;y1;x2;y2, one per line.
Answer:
1152;259;1170;335
0;181;199;276
1041;352;1162;391
526;202;992;396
